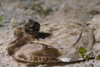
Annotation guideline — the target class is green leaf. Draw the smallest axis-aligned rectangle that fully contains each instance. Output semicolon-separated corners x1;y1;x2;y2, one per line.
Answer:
78;47;88;60
95;53;100;60
45;8;53;15
84;55;88;61
0;15;3;22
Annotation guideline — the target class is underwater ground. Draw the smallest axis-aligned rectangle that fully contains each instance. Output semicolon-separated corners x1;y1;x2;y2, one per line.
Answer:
0;0;100;67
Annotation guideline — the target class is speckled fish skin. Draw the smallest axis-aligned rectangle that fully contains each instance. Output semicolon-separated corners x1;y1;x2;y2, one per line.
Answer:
7;19;61;63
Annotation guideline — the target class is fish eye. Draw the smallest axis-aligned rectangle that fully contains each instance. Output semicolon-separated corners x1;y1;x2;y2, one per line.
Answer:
28;27;32;29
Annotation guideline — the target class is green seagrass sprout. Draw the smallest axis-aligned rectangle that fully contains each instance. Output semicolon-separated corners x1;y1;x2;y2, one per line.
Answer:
95;52;100;60
78;47;88;60
0;15;3;22
0;15;4;27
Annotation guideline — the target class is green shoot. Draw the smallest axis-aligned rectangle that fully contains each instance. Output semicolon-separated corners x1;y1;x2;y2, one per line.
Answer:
0;15;3;23
45;8;53;16
95;52;100;60
31;4;53;18
0;15;4;27
78;47;88;60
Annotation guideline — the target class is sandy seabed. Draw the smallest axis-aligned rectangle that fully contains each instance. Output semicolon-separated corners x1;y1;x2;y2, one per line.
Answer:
0;0;100;67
